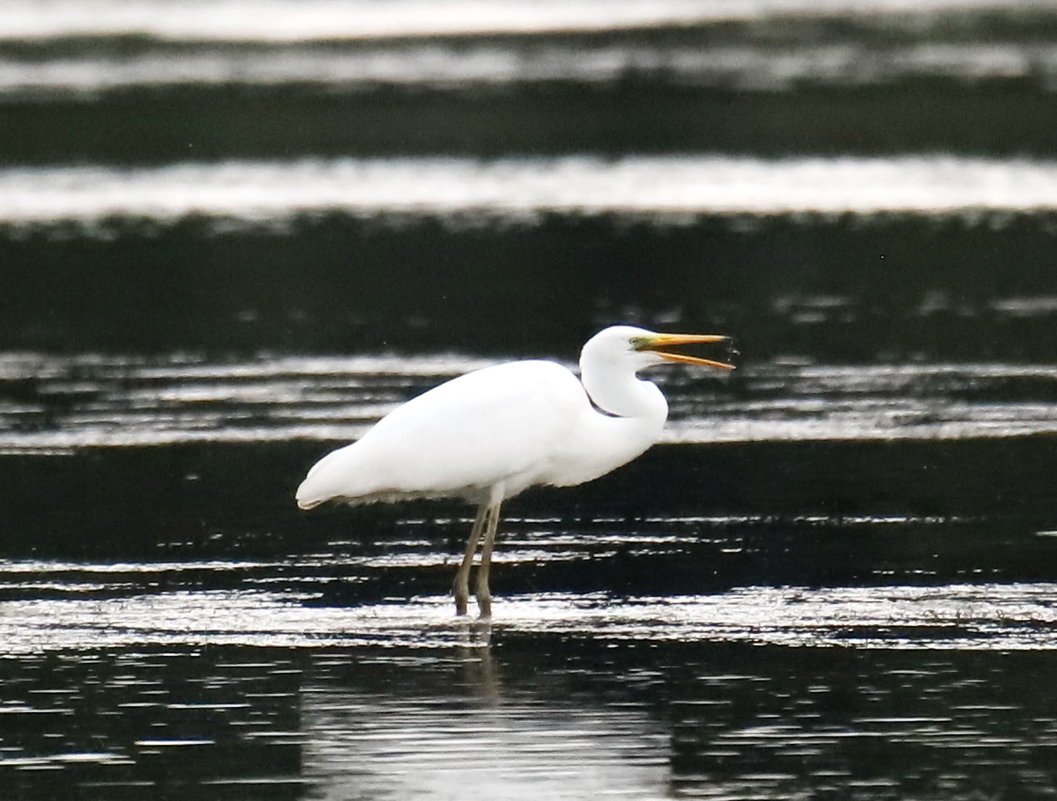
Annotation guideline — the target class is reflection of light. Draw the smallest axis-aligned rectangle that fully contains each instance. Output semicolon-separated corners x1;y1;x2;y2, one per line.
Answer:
2;42;1055;96
5;157;1057;230
300;685;670;801
4;581;1057;654
0;0;1041;42
6;352;1057;451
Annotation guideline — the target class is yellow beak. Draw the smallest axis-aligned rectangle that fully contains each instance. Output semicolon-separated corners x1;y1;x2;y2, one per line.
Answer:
634;332;737;370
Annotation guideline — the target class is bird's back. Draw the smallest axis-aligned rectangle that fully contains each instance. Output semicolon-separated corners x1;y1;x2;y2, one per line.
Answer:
295;360;588;508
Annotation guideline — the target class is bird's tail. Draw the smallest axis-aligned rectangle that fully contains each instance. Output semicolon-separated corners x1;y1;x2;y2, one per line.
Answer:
295;443;364;510
295;487;325;510
295;466;335;510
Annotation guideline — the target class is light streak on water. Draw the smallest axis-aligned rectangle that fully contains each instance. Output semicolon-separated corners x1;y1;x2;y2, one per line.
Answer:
0;0;1040;43
2;0;1054;103
4;157;1057;231
3;352;1057;450
2;42;1056;95
1;582;1055;654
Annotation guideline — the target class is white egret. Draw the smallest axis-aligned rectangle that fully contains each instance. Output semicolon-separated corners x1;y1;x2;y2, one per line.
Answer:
296;325;735;617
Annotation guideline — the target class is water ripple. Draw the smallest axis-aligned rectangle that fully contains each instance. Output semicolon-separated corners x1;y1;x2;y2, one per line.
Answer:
0;0;1036;43
2;583;1055;654
4;41;1057;96
3;352;1057;449
4;156;1057;232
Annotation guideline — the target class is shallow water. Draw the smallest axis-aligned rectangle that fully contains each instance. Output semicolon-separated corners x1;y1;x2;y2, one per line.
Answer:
4;567;1057;652
4;1;1057;798
7;352;1057;451
3;606;1057;800
2;518;1057;800
2;430;1057;795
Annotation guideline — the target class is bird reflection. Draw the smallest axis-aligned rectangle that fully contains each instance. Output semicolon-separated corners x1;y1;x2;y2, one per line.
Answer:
301;630;670;801
456;618;501;704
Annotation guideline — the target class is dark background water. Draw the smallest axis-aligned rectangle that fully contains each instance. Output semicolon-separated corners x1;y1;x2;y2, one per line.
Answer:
5;213;1057;360
2;2;1057;798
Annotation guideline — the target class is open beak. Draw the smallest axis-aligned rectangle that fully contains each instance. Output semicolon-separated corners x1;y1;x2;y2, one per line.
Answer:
634;332;737;370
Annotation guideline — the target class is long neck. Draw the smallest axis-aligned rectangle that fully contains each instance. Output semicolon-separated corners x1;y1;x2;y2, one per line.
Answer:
543;353;668;488
580;353;668;422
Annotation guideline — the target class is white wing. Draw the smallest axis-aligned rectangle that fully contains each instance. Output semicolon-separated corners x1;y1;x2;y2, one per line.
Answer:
296;360;587;507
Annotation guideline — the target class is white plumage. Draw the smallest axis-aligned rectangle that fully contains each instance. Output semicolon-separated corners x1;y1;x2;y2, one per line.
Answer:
296;325;734;616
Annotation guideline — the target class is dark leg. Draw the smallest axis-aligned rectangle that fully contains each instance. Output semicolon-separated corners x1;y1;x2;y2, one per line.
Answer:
475;501;502;619
453;504;488;616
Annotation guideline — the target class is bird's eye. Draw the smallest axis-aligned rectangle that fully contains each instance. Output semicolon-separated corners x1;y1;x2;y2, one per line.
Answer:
628;336;651;351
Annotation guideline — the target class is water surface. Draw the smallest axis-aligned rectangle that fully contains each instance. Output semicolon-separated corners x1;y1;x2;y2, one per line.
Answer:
6;156;1057;230
4;1;1057;798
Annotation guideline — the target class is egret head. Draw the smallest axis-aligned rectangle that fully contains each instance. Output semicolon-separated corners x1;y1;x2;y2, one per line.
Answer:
583;325;737;372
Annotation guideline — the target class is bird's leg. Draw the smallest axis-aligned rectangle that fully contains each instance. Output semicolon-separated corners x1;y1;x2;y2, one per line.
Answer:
475;501;502;619
453;504;488;616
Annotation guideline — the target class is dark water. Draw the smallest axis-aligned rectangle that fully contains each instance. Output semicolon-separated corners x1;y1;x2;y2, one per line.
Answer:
3;1;1057;798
